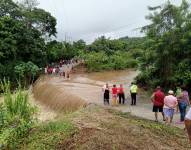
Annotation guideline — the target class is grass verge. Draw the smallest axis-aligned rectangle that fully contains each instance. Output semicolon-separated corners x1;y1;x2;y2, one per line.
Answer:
21;119;77;150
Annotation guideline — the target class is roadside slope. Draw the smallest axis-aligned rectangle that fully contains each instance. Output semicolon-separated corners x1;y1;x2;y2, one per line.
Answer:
22;105;191;150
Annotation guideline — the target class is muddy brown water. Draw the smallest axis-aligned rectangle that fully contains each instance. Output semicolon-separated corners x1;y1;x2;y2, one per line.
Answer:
32;69;139;112
32;69;184;128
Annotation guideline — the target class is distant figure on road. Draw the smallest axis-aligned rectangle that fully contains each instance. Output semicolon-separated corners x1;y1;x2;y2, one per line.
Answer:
163;90;178;124
59;66;64;77
44;66;48;74
66;65;70;80
118;84;125;104
112;85;118;106
130;82;138;105
175;86;182;113
151;86;165;122
52;67;56;75
102;83;110;105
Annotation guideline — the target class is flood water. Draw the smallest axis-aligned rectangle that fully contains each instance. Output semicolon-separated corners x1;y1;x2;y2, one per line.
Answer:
33;69;139;111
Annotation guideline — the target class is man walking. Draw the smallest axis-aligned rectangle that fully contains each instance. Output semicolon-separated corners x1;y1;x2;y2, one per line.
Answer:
151;86;165;122
130;82;138;105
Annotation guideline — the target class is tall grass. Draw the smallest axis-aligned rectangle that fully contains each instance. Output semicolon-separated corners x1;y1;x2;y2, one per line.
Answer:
0;80;36;149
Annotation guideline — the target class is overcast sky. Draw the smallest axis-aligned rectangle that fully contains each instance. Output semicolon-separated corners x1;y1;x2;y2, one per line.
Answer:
37;0;182;43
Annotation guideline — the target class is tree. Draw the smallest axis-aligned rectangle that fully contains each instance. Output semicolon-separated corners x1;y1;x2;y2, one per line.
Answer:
138;0;191;88
19;0;57;37
19;0;39;10
15;61;39;85
73;39;86;50
0;0;21;18
0;0;57;86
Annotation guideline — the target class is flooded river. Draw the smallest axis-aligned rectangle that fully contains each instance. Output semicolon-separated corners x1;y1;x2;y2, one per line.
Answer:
32;69;183;128
33;69;139;111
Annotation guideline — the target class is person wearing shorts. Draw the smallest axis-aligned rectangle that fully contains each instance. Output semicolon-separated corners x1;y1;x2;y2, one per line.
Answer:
163;90;178;124
151;86;165;122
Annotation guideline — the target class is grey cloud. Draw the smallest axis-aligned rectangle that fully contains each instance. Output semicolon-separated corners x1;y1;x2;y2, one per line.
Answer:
38;0;182;43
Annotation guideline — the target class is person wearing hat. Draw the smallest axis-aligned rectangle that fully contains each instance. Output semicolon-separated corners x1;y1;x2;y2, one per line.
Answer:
151;86;165;122
163;90;178;124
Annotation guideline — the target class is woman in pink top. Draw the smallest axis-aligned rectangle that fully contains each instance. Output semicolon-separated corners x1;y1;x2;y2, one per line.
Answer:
163;90;178;124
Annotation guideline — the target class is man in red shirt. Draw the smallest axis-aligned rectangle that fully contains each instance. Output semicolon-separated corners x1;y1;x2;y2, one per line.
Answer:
118;84;125;104
151;86;165;122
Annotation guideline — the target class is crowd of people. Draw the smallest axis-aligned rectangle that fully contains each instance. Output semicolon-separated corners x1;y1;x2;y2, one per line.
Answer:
44;62;191;141
44;59;79;79
102;83;191;125
151;86;191;142
102;82;138;106
102;82;191;141
151;86;190;125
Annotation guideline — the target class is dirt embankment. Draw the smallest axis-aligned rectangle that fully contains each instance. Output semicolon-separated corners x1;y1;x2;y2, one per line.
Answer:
57;105;191;150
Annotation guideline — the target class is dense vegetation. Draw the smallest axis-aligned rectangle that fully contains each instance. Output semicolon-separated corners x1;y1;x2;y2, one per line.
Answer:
0;81;36;149
136;0;191;89
0;0;86;86
1;0;191;90
0;0;55;85
0;0;142;86
80;36;143;71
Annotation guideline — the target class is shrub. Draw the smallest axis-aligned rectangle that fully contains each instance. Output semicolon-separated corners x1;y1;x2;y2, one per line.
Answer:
0;80;36;149
83;51;138;72
14;61;40;86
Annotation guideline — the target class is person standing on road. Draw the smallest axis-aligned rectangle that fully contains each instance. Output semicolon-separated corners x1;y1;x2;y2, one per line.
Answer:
175;86;182;113
112;85;118;106
151;86;165;122
44;66;48;74
130;82;138;105
163;90;178;124
177;87;190;124
118;84;125;104
102;83;110;105
52;67;56;75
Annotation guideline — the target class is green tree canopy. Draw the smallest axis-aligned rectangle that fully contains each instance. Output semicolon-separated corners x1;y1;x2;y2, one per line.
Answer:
0;0;57;85
137;0;191;88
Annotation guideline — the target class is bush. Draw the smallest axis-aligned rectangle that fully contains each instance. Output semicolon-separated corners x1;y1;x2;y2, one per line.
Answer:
0;80;36;149
14;61;40;86
83;51;138;72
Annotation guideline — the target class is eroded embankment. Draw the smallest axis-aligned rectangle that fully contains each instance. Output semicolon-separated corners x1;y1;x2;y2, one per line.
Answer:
33;76;87;112
22;105;191;150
